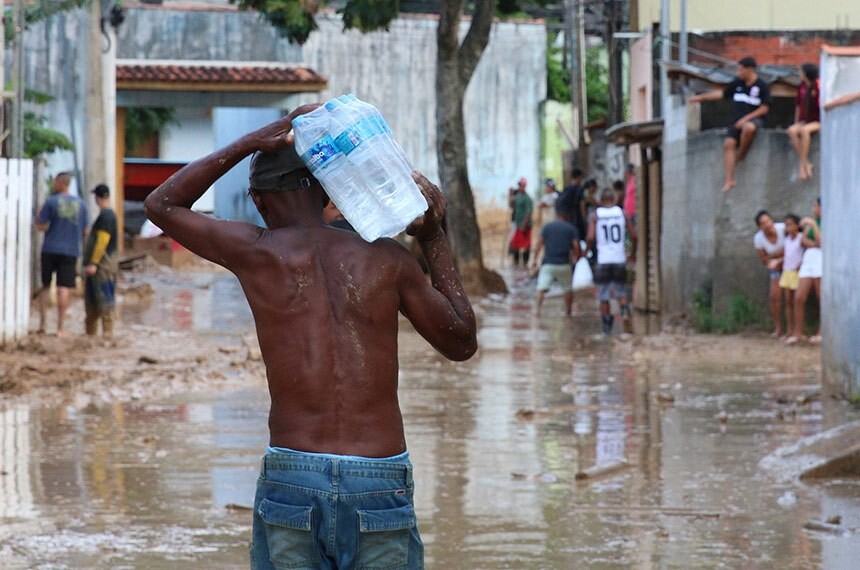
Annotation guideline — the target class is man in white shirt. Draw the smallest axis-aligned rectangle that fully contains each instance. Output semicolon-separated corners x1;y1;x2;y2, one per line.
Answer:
587;189;636;334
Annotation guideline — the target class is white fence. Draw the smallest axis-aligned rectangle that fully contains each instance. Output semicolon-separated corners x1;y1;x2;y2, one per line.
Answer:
0;159;34;345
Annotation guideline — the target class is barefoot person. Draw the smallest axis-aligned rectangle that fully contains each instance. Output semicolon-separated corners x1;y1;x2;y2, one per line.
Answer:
689;57;772;193
780;215;804;345
787;63;821;181
753;210;786;337
144;106;477;570
35;171;89;336
791;198;823;344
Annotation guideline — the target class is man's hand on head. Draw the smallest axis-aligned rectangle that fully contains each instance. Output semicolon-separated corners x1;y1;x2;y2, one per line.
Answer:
252;103;321;154
406;172;447;242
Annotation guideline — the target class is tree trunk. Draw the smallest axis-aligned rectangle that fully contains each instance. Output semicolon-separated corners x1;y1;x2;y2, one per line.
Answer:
435;0;506;295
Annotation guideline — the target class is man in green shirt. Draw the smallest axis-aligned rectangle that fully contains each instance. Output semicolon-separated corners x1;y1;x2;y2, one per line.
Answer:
509;177;534;267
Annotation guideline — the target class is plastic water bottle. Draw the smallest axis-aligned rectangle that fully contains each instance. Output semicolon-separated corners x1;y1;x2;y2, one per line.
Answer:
292;95;428;242
292;108;380;236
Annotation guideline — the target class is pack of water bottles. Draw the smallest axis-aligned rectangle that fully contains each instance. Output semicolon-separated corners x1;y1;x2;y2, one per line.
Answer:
292;94;429;242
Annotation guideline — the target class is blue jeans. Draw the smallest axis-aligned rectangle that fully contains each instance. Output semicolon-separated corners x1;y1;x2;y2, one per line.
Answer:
250;447;424;570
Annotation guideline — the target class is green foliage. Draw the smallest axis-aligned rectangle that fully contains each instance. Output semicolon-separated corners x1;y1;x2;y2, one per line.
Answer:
232;0;319;44
125;108;178;153
340;0;400;33
24;88;54;105
693;282;762;334
546;31;570;102
585;46;609;122
545;34;610;123
231;0;552;44
23;112;74;159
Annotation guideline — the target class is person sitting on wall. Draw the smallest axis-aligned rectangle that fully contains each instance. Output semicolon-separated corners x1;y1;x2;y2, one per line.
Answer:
689;57;772;194
787;63;821;181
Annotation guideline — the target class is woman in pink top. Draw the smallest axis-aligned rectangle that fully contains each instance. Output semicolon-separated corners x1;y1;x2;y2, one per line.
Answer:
779;215;804;344
623;164;636;224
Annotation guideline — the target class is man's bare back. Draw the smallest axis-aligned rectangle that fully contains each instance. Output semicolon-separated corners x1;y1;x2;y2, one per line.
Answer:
145;106;477;458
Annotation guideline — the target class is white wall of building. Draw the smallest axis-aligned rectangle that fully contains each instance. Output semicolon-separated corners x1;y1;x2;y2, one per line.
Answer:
159;107;216;211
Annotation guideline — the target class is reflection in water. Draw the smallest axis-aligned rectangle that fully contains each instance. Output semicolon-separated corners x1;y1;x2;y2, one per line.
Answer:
0;406;34;519
1;282;859;568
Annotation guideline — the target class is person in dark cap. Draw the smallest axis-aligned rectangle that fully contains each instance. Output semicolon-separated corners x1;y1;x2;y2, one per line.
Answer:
144;105;476;570
83;183;119;336
689;56;772;193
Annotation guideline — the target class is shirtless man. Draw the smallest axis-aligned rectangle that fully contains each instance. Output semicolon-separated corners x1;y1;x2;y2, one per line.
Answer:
144;105;477;570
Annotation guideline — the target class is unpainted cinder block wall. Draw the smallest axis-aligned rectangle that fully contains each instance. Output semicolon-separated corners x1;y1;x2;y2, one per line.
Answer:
660;128;821;317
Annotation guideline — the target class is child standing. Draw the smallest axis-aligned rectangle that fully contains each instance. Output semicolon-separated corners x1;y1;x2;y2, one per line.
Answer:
780;214;804;344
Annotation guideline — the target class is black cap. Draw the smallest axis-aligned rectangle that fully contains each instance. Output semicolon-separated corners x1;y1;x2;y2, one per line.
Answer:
249;145;314;192
738;57;757;69
91;184;110;198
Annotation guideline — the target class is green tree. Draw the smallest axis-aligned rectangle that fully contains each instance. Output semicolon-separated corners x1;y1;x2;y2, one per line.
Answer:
546;32;610;123
18;89;74;159
125;108;178;154
228;0;549;293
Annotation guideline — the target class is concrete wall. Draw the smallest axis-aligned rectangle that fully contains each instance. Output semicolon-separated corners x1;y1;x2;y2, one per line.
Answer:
629;31;653;124
635;0;860;32
660;101;820;315
116;7;303;62
539;100;574;190
19;9;90;196
820;102;860;396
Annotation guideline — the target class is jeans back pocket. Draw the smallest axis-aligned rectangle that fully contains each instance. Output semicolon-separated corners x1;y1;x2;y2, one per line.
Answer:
258;499;320;569
356;504;416;569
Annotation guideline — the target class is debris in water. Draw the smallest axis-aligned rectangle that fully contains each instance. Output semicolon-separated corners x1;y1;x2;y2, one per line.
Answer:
575;460;629;481
776;491;798;508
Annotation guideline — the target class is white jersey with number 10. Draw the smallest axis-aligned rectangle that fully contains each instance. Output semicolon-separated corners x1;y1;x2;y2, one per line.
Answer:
595;205;627;265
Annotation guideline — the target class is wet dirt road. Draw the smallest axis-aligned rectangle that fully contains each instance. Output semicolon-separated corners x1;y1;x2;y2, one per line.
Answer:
1;271;859;569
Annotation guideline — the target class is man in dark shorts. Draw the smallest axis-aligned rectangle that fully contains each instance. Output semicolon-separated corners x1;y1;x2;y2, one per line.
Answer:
530;213;581;316
35;171;89;336
587;189;636;334
83;184;119;336
144;105;477;570
689;57;772;193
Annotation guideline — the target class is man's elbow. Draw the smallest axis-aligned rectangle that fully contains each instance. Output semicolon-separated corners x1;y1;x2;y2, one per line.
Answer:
143;192;166;224
444;336;478;362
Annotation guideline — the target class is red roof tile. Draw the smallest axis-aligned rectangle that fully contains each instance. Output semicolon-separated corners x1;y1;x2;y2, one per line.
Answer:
116;60;326;91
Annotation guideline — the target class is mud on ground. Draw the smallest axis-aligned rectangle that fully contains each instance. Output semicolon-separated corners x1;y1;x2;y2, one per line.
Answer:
0;259;266;409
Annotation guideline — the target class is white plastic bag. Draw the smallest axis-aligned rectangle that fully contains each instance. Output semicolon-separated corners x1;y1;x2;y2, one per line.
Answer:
572;257;594;291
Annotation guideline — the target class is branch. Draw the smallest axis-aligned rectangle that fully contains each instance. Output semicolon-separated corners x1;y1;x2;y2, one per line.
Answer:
457;0;495;86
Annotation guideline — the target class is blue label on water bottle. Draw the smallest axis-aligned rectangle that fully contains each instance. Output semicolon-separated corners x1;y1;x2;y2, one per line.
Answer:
303;136;339;170
335;126;365;155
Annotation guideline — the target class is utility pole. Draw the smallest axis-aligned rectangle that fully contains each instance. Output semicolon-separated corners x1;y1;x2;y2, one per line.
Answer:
10;0;26;158
606;0;624;126
659;0;670;117
680;0;689;64
84;0;117;214
567;0;588;167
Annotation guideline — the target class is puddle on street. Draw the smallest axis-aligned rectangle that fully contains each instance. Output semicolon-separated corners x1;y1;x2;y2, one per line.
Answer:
2;274;859;568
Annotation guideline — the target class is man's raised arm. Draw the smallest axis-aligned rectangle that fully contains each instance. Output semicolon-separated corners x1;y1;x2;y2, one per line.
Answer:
397;172;477;362
144;104;319;266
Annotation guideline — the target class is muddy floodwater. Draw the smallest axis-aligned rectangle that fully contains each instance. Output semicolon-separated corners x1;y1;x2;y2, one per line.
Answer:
2;272;859;569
